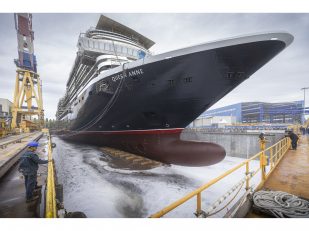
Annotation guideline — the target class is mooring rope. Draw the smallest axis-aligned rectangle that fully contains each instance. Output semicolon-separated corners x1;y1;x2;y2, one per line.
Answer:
253;190;309;218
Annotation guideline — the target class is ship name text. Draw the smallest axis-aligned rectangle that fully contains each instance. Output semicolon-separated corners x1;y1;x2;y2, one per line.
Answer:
112;68;144;82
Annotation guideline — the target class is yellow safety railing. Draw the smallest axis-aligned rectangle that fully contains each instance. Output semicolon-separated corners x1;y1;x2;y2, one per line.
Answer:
150;136;291;218
45;131;58;218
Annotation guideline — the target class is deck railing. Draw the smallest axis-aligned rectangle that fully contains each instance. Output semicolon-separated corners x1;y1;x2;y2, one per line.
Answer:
150;136;291;218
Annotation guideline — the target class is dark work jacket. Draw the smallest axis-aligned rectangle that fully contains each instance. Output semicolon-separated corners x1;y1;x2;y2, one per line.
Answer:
289;133;299;142
18;150;48;175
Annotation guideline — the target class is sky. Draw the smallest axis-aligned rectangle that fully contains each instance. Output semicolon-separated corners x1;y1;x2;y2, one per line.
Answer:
0;13;309;119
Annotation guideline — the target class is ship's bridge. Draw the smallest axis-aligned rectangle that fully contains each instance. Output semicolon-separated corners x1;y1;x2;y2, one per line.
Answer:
78;28;151;61
95;15;155;50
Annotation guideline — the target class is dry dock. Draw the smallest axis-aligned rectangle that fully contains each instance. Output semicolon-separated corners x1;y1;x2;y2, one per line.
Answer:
246;135;309;217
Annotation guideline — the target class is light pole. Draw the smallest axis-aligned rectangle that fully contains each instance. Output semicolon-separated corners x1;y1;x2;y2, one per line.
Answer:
301;87;309;124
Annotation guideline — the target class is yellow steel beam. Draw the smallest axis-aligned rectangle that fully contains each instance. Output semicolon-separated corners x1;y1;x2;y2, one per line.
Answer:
11;69;44;130
45;131;58;218
28;72;40;106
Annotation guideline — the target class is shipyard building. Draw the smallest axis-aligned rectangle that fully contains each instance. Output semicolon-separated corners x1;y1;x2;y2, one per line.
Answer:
192;101;304;127
0;98;12;118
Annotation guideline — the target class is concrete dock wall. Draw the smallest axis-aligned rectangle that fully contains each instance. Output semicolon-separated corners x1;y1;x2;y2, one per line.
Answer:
181;130;285;159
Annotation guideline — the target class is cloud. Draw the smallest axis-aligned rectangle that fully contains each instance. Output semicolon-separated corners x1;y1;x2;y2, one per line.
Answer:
0;13;308;119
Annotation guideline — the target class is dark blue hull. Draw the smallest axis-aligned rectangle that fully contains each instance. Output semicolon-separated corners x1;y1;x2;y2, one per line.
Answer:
58;35;291;166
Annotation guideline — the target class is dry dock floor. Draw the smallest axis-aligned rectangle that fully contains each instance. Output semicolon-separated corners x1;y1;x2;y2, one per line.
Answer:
247;135;309;218
0;132;45;218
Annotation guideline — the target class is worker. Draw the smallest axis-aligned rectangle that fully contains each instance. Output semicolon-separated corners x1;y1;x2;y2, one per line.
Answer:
259;132;268;150
18;141;49;203
288;131;299;150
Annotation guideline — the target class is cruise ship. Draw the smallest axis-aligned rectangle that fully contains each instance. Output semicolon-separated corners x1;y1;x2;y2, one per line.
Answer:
56;15;293;166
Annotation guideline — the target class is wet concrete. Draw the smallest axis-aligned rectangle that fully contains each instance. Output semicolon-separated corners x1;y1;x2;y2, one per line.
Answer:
246;135;309;218
0;163;41;218
263;135;309;199
0;136;48;218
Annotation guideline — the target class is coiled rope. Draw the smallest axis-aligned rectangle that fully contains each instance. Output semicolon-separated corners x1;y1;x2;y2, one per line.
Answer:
253;190;309;218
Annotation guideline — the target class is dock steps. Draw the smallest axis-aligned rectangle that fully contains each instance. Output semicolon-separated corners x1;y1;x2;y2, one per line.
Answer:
100;147;163;169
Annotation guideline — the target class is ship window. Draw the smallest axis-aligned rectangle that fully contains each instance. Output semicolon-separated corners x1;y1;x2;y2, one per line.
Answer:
117;45;121;52
227;72;234;79
184;77;192;83
82;96;84;100
168;79;175;87
128;48;133;55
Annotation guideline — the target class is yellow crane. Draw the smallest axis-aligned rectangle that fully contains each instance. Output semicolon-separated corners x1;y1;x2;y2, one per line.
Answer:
11;13;44;133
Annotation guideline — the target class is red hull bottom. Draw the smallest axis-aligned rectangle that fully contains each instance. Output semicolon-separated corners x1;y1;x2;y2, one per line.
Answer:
60;128;226;166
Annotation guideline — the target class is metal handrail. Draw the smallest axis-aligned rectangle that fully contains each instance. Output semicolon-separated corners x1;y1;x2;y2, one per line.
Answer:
45;130;57;218
150;137;291;218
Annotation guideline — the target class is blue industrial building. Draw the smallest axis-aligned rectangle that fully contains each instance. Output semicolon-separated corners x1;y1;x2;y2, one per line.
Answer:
201;101;305;124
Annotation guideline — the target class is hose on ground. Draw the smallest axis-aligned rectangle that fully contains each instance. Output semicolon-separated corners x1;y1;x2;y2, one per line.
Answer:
252;190;309;218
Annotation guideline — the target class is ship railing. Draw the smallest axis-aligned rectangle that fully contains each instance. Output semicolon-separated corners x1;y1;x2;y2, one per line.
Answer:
44;129;58;218
149;136;291;218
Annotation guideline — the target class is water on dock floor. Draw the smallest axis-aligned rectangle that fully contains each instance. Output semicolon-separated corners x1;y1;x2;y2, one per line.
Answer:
52;134;261;218
0;136;48;218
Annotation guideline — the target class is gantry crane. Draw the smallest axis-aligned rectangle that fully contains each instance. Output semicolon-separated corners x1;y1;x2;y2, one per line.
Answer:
11;13;44;132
